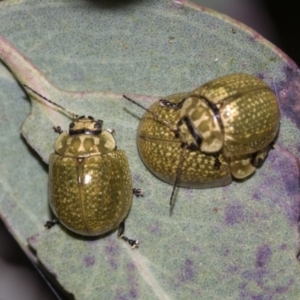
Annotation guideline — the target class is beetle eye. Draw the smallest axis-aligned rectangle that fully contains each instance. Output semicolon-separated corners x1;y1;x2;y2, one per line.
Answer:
69;122;75;128
94;120;103;129
88;116;94;120
78;115;85;120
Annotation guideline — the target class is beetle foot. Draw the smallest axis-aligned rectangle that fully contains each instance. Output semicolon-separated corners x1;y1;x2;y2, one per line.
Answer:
120;236;139;249
44;219;59;229
117;221;139;248
53;126;63;134
133;188;144;197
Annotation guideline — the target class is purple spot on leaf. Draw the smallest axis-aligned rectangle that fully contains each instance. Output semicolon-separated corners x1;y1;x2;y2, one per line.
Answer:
280;243;287;251
227;265;239;274
129;289;138;299
275;278;294;293
149;222;160;233
224;203;244;225
242;270;255;280
238;281;247;290
192;245;201;252
133;174;142;183
127;262;136;272
275;154;299;197
83;255;95;268
184;188;194;197
177;259;195;284
125;262;139;299
251;295;264;300
255;245;272;268
105;238;119;256
222;248;230;256
275;286;288;294
256;72;265;80
254;268;267;287
115;294;127;300
278;66;300;129
105;238;120;270
252;192;262;202
270;148;300;225
239;247;294;298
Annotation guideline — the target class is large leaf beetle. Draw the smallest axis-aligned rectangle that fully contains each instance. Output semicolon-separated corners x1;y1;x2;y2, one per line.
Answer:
24;85;141;248
124;73;280;205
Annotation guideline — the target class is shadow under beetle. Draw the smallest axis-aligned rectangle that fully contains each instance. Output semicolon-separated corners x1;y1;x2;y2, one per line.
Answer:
24;85;142;248
124;73;280;206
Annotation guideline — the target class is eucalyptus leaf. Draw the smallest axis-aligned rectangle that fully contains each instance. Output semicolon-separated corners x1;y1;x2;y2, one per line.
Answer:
0;0;299;299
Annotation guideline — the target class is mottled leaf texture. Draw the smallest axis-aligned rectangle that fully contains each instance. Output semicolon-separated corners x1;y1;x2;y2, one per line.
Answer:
0;0;299;299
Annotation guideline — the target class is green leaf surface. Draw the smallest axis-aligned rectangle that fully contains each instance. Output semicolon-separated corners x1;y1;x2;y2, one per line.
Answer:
0;0;299;299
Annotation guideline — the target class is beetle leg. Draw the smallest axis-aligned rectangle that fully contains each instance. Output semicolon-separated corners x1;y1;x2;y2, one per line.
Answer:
269;141;275;150
251;142;275;168
44;219;60;229
251;149;269;168
213;153;221;170
117;221;139;249
230;156;256;179
53;126;63;134
133;188;144;197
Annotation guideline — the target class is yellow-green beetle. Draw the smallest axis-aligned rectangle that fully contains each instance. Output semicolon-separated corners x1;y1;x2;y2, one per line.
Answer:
24;85;140;248
124;73;279;203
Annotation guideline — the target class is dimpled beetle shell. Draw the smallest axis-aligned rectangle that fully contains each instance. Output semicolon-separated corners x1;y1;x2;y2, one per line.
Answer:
49;117;133;236
137;73;279;187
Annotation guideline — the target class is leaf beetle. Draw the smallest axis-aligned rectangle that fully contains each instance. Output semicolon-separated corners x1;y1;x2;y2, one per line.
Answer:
124;73;280;205
24;85;142;248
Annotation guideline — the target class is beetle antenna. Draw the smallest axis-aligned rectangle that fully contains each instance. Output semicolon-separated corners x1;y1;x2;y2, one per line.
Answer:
170;146;187;208
23;84;79;120
123;95;177;131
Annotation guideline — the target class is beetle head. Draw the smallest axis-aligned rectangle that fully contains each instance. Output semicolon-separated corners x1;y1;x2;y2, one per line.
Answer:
69;116;103;136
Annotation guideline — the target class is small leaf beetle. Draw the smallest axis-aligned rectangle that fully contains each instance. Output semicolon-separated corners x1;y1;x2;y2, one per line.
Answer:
24;85;141;248
124;73;279;205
